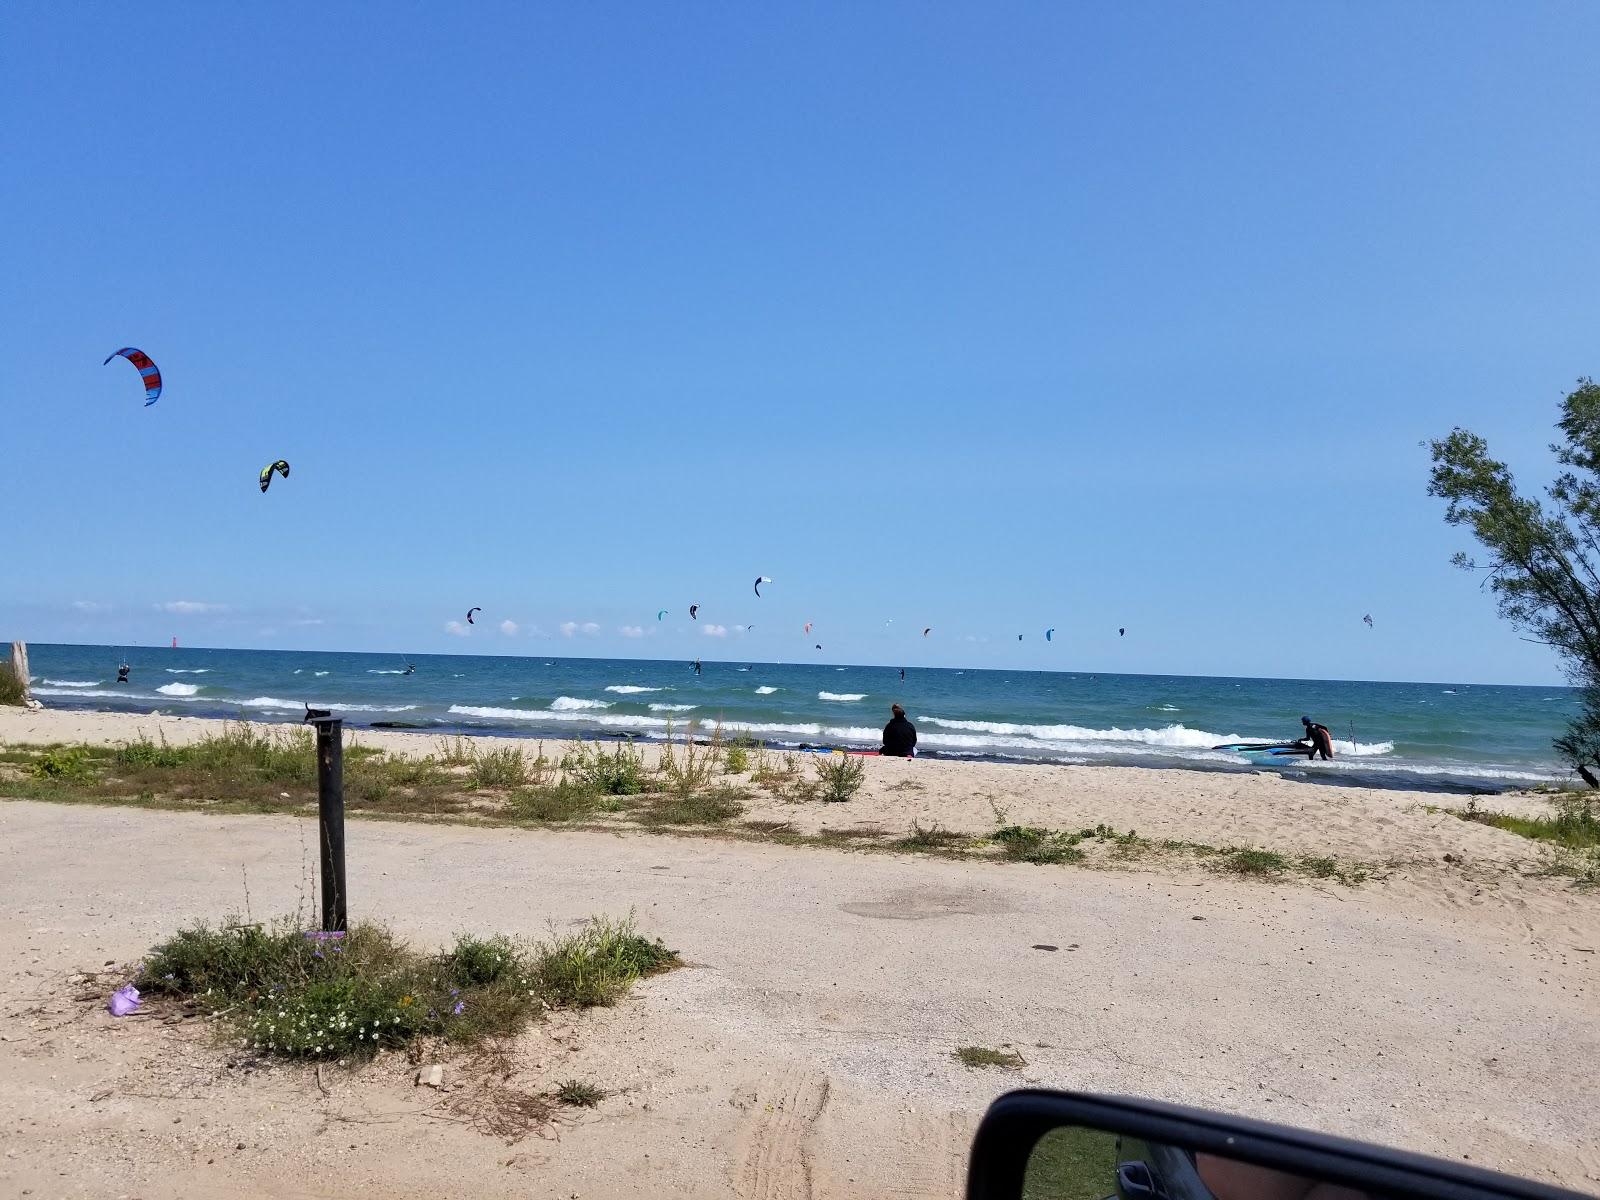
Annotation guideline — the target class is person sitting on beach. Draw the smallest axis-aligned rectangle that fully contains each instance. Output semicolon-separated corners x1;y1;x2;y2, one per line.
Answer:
1299;716;1334;760
881;703;917;758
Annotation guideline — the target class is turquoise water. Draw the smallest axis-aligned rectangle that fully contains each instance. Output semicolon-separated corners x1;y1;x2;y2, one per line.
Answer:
23;643;1579;793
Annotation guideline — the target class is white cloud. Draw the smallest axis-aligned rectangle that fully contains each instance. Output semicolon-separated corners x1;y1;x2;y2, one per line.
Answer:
445;620;471;637
291;618;325;627
560;621;601;638
72;600;109;613
499;619;519;637
619;625;645;639
157;600;227;615
703;623;729;638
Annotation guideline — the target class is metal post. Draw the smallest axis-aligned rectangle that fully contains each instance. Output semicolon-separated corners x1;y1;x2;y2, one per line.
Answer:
305;709;346;932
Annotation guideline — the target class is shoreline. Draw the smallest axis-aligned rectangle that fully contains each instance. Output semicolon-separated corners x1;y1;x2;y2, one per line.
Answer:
0;705;1575;878
24;693;1557;795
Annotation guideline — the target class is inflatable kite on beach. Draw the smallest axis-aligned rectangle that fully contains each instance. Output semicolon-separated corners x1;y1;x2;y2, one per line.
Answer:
466;607;481;625
258;460;290;493
689;605;699;620
104;347;162;405
753;576;771;597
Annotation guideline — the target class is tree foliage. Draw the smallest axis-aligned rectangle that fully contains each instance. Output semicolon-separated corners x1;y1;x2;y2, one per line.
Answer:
1429;378;1600;780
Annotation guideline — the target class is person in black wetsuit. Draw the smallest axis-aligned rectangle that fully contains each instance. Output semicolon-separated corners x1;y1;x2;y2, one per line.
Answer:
1299;716;1334;760
881;703;917;758
692;659;702;677
899;667;905;681
116;663;130;683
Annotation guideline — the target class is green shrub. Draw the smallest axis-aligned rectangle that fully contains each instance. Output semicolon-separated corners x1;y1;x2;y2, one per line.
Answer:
531;914;678;1008
468;745;529;790
992;825;1084;865
32;746;92;781
724;743;750;774
0;659;28;706
510;780;603;822
563;740;646;796
812;753;866;803
115;735;188;769
554;1079;605;1108
640;786;746;826
1221;847;1288;876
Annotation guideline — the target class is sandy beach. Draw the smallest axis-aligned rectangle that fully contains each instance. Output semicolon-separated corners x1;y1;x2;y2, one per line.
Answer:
1;706;1597;1197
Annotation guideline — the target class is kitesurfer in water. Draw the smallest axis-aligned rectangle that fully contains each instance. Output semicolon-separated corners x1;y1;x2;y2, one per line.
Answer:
880;704;917;758
899;667;905;681
1298;716;1334;760
116;663;130;683
692;659;702;677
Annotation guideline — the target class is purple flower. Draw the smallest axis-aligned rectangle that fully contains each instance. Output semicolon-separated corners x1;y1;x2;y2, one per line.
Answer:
451;1000;465;1016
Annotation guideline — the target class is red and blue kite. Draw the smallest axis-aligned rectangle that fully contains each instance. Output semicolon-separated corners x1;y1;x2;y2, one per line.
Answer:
104;347;162;406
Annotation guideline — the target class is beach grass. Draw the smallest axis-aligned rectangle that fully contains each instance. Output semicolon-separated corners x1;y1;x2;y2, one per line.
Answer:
0;659;26;707
554;1079;606;1108
1220;847;1289;876
1455;795;1600;850
530;914;679;1008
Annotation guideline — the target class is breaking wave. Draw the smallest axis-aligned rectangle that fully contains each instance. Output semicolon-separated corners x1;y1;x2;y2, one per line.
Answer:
818;692;866;702
649;703;698;712
165;668;209;674
156;682;200;696
239;696;418;713
605;685;661;694
42;679;98;688
755;686;778;695
550;696;611;711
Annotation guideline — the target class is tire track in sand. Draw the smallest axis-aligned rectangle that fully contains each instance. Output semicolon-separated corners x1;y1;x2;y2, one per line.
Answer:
733;1067;832;1200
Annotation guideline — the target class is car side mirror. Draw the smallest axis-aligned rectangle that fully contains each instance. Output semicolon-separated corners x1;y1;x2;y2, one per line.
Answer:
965;1091;1586;1200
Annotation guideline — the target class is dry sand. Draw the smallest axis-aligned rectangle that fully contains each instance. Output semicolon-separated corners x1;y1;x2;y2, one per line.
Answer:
1;708;1597;1198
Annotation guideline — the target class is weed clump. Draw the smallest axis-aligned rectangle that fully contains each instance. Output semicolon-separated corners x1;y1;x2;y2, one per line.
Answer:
531;914;679;1008
0;658;25;707
563;740;646;796
467;745;531;790
954;1045;1027;1069
554;1079;605;1108
510;780;604;822
812;754;866;803
992;825;1084;865
894;822;970;853
32;746;92;781
136;912;677;1061
641;786;747;827
1221;847;1289;876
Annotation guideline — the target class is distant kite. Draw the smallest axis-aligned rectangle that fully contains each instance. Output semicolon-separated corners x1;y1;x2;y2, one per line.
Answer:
466;607;481;625
922;627;931;637
105;347;162;405
689;605;699;620
753;576;772;597
1119;628;1126;637
1045;629;1054;642
814;643;822;650
1363;614;1374;628
803;622;813;635
1017;634;1024;641
657;610;668;621
258;459;290;493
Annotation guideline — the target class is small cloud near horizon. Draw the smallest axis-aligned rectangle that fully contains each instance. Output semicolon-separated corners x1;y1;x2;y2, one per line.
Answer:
619;625;646;638
445;620;471;637
703;623;729;638
499;619;519;636
72;600;110;613
158;600;227;615
561;621;601;638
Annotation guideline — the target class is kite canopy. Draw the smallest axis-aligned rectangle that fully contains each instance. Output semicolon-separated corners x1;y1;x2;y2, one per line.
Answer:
753;576;772;597
689;605;699;620
1363;613;1374;627
803;622;812;635
104;347;162;405
922;627;931;637
258;459;290;493
657;609;668;621
1045;628;1054;642
1119;627;1126;637
466;607;481;625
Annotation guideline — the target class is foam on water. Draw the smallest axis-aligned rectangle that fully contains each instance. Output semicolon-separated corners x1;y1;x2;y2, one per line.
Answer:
755;686;778;695
240;696;418;713
819;692;866;702
165;669;209;674
649;703;698;712
605;685;661;694
42;680;98;688
156;682;200;696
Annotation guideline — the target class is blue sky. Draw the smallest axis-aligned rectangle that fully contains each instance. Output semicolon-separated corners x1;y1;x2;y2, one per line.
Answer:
4;3;1598;684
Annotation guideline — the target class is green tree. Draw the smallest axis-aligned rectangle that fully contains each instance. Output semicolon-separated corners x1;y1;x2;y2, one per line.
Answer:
1428;378;1600;784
